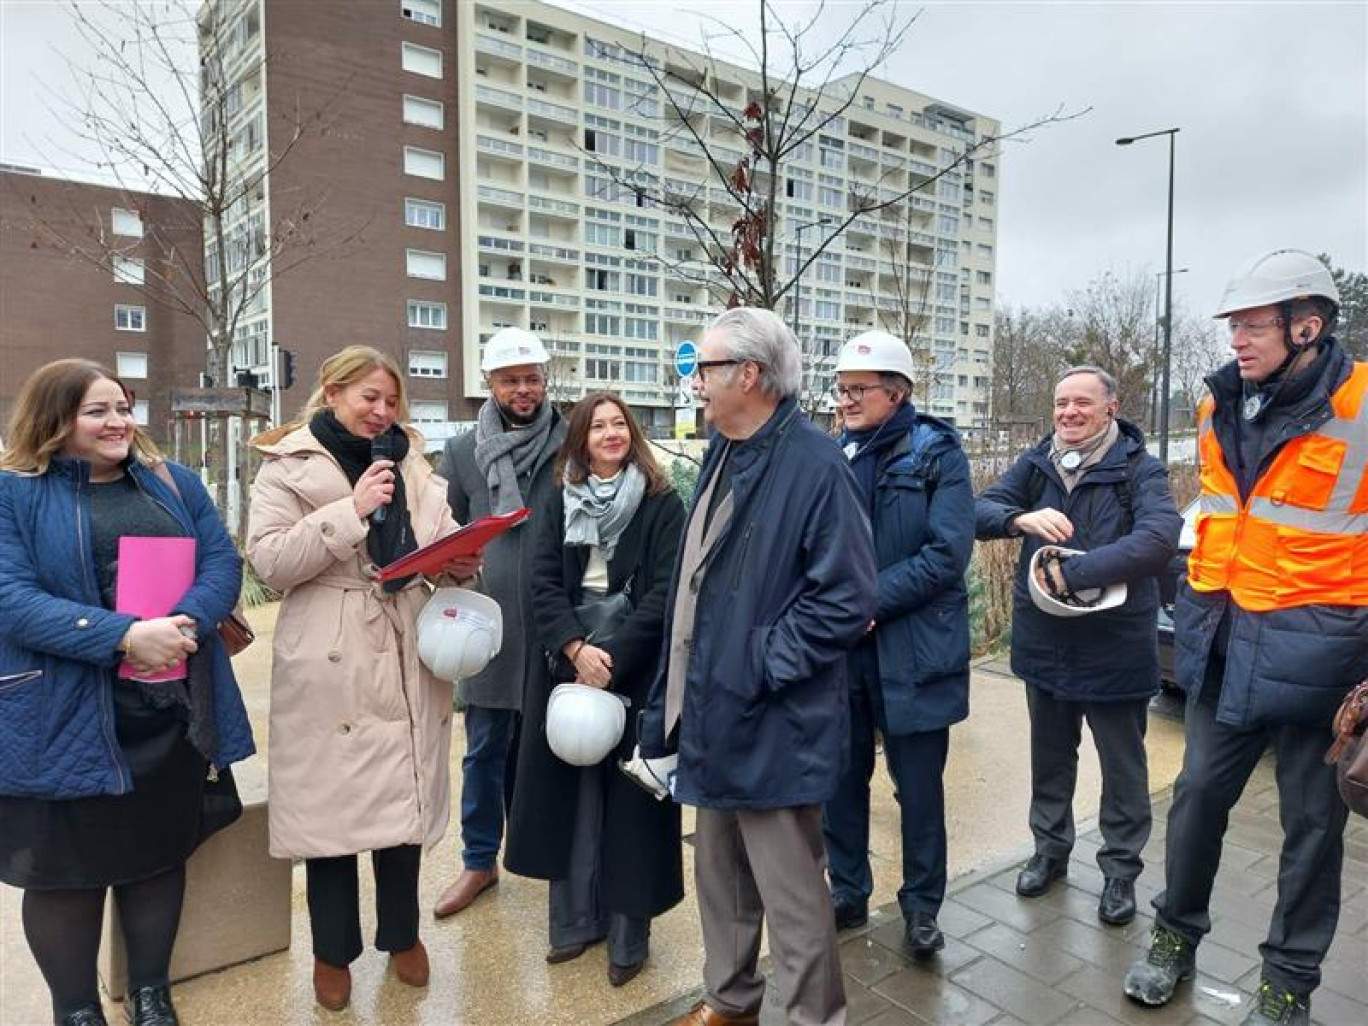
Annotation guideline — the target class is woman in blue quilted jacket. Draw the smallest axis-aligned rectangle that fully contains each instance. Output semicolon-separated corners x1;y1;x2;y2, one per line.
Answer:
0;359;254;1026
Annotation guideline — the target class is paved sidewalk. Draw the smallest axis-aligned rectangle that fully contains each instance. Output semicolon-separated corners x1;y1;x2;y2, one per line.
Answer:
623;757;1368;1026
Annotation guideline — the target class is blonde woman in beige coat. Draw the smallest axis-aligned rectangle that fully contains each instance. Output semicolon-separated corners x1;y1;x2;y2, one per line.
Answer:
246;347;480;1013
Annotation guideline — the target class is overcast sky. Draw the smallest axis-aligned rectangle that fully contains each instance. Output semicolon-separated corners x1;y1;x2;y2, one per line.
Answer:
3;0;1364;317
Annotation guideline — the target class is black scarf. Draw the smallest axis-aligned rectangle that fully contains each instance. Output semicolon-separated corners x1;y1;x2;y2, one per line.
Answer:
841;401;917;507
309;411;418;592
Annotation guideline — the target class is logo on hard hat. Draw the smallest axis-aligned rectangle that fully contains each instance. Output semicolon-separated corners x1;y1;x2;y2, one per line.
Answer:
857;344;871;354
518;345;531;355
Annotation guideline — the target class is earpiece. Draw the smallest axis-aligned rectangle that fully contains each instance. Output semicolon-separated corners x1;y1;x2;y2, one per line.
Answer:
1299;327;1312;342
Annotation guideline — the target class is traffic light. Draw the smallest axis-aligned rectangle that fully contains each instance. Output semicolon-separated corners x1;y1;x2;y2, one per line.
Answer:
281;348;296;390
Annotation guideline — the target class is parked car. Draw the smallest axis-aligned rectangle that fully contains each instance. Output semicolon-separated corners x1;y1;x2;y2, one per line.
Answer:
1157;500;1199;691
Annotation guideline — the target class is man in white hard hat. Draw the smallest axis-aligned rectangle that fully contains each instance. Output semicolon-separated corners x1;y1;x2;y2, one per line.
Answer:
976;366;1181;926
1124;251;1367;1026
431;328;566;917
820;330;974;957
638;307;876;1026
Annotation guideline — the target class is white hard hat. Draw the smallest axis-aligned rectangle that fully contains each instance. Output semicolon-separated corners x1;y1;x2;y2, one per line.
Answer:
546;683;626;766
835;330;916;382
1213;249;1340;318
1027;547;1127;619
481;327;550;373
619;746;678;801
416;588;503;681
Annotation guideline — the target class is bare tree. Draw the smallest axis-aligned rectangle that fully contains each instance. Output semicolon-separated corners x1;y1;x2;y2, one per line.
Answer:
1062;270;1155;423
580;0;1084;409
991;304;1070;443
31;0;356;526
1168;311;1228;427
868;203;940;407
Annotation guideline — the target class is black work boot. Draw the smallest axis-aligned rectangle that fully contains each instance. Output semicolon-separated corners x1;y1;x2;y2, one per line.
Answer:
1123;927;1196;1006
1015;854;1067;897
1241;980;1310;1026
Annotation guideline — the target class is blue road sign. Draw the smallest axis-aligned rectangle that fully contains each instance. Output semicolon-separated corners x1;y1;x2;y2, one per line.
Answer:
674;341;698;378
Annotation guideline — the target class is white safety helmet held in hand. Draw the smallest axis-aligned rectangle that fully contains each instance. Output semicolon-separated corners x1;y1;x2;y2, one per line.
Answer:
1027;547;1127;619
417;588;503;681
481;327;550;373
835;330;917;382
1212;249;1340;318
546;683;627;767
619;747;678;802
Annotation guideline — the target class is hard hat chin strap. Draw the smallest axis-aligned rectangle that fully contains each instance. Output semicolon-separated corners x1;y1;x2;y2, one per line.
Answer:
1246;302;1318;423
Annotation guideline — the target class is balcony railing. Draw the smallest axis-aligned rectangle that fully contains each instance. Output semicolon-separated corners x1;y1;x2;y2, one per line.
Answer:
475;85;523;110
478;235;526;253
477;185;524;207
479;284;526;301
527;98;577;121
477;135;524;158
528;291;580;307
526;48;578;75
527;194;578;217
527;146;578;170
528;242;580;262
476;34;522;59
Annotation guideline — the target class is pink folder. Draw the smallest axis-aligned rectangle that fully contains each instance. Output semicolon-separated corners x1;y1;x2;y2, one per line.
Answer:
115;536;196;682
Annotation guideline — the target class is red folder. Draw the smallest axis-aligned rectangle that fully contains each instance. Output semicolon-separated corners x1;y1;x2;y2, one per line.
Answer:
378;508;530;581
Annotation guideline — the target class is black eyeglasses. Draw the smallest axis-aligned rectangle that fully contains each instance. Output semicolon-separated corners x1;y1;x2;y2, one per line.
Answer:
696;359;743;381
831;383;890;402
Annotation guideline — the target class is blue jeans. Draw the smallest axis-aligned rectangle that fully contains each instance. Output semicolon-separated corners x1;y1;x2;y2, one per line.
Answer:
460;705;517;871
823;645;950;919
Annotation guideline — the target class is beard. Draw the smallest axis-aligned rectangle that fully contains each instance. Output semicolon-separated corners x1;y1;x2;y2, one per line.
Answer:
497;398;544;428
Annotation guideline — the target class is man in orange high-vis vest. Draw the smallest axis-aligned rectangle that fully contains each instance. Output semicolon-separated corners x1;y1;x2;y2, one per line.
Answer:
1124;251;1367;1026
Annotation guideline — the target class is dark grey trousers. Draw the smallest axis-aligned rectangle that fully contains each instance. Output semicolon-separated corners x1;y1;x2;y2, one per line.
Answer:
548;763;650;968
1026;684;1152;880
1154;692;1348;994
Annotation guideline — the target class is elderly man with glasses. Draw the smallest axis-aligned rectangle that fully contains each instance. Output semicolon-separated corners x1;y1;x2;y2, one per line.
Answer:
638;307;876;1026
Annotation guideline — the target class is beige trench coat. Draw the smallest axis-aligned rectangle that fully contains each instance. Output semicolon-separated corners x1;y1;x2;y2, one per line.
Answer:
247;426;457;859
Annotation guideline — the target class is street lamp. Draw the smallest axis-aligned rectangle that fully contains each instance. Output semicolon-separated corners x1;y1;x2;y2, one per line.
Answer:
790;216;833;356
1150;267;1188;433
1117;127;1179;462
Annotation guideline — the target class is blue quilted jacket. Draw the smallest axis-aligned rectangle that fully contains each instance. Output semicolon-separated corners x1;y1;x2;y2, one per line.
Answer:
0;458;255;799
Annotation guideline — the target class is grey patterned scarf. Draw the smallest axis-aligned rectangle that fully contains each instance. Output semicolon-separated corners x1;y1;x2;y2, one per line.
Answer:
474;399;555;515
563;463;646;561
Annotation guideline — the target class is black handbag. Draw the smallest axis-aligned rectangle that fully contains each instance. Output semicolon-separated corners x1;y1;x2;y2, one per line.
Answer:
199;764;244;841
551;575;634;681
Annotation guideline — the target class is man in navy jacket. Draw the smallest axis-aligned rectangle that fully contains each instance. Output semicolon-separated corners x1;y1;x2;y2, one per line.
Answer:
822;331;974;957
976;366;1180;928
640;307;876;1026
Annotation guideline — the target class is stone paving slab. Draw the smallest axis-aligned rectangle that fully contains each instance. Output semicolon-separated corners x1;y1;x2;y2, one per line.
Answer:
623;756;1368;1026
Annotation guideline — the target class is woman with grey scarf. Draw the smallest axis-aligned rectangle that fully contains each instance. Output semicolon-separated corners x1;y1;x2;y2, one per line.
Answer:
505;392;687;990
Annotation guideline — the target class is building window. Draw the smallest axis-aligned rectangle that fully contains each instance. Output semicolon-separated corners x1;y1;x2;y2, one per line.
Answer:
115;304;146;332
409;349;448;377
402;94;444;130
133;400;150;426
406;249;446;280
410;400;448;424
116;352;148;379
401;0;440;27
405;198;446;230
975;270;992;285
403;146;444;180
975;323;990;338
111;208;142;238
112;255;144;285
401;41;443;79
407;300;448;330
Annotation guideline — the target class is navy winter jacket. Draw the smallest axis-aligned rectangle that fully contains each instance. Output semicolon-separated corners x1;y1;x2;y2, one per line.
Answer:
0;458;255;799
975;420;1181;702
638;399;877;809
864;416;974;734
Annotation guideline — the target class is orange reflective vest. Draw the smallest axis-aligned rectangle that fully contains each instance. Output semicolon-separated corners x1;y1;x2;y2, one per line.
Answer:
1188;360;1368;611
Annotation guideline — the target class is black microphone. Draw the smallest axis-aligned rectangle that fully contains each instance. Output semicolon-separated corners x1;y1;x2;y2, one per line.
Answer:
370;433;394;524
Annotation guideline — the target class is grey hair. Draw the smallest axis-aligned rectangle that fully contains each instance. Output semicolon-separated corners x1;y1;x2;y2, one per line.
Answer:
1059;364;1117;399
878;371;913;402
706;307;802;399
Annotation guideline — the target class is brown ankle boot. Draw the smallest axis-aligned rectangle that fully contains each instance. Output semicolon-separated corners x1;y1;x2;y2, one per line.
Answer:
390;939;430;987
312;958;351;1011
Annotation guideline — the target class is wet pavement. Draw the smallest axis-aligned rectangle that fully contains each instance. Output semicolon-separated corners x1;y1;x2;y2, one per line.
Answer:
8;607;1361;1024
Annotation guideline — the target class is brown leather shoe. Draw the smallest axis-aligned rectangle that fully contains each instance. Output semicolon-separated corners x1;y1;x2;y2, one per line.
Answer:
390;939;430;987
668;1000;760;1026
312;958;351;1012
432;867;498;918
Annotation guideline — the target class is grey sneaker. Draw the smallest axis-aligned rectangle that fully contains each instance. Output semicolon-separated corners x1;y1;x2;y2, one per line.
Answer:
1241;980;1310;1026
1123;927;1196;1007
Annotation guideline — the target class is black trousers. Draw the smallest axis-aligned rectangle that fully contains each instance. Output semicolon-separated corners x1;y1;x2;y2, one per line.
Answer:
1025;684;1151;880
1154;688;1348;994
305;845;421;967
